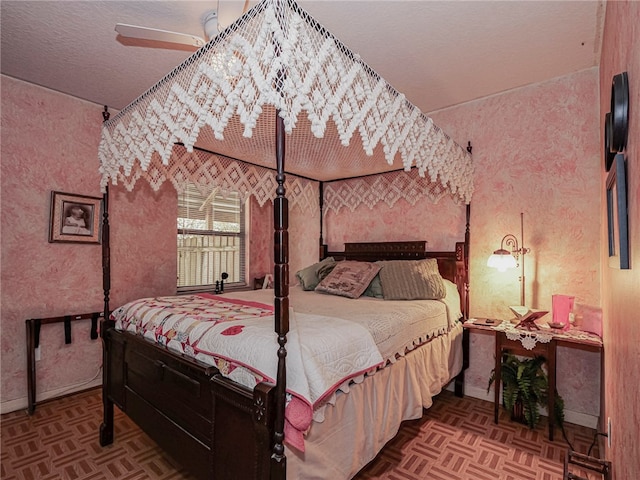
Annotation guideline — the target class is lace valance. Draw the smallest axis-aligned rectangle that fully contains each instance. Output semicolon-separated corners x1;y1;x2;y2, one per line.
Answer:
98;0;473;204
117;145;319;213
324;168;462;214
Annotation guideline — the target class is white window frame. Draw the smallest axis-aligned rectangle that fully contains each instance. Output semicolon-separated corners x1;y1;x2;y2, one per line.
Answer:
177;186;248;293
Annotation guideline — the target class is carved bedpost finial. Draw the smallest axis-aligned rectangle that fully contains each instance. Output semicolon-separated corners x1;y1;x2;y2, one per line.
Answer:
102;105;110;122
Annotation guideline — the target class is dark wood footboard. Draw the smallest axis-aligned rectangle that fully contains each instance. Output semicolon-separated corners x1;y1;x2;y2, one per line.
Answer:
101;328;276;480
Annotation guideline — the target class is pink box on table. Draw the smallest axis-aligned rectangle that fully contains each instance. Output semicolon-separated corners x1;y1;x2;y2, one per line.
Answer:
552;294;574;331
574;303;603;337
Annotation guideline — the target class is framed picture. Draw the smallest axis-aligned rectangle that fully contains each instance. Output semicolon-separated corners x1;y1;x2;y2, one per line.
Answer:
606;154;629;269
49;191;102;244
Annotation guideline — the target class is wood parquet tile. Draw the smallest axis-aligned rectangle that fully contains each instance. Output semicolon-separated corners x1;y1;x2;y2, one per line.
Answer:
1;388;602;479
355;392;602;480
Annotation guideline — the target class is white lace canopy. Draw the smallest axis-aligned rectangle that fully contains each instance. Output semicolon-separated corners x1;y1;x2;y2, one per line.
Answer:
98;0;474;204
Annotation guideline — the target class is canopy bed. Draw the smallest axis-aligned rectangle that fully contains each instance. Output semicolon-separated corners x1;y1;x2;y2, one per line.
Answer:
97;0;474;478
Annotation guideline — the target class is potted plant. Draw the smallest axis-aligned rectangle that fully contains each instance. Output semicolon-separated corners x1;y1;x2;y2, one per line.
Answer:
487;353;565;430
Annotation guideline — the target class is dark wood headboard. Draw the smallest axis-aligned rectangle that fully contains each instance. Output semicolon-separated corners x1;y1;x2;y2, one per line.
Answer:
322;240;468;319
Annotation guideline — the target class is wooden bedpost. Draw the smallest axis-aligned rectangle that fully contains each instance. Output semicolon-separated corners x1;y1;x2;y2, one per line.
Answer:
270;111;288;478
318;181;324;261
455;202;471;398
464;202;470;318
99;106;115;446
99;185;114;446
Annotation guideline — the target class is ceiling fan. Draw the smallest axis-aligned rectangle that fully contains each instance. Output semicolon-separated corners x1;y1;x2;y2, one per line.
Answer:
115;10;220;50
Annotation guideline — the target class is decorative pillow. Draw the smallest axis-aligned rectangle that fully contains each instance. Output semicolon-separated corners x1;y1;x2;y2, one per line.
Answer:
295;257;335;291
315;261;381;299
363;273;383;298
378;259;446;300
316;261;337;282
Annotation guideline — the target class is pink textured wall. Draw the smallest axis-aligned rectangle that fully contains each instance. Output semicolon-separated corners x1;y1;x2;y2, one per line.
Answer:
1;77;105;403
109;182;177;307
320;70;603;422
599;1;640;477
1;77;177;408
325;196;466;252
430;69;602;420
249;196;320;284
249;198;273;282
0;77;317;410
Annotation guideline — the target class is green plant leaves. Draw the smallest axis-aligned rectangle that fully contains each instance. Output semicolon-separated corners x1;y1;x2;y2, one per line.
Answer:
487;352;564;430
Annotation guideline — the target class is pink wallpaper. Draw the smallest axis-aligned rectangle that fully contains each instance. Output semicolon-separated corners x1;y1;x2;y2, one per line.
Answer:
325;196;466;252
3;16;633;470
109;182;177;307
0;76;320;410
0;78;179;408
432;70;602;420
599;1;640;478
249;195;320;285
329;70;602;421
1;77;106;402
249;198;273;282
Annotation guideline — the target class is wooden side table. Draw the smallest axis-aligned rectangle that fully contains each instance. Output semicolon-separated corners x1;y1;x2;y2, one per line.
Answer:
463;319;603;441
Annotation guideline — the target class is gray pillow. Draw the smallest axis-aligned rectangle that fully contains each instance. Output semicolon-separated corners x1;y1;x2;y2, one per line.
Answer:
363;274;383;298
378;259;446;300
295;257;335;290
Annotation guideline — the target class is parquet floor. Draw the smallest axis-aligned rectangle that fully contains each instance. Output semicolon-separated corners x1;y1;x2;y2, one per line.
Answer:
1;388;602;479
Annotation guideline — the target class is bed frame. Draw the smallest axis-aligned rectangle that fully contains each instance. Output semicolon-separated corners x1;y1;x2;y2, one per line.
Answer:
99;243;468;480
99;116;470;479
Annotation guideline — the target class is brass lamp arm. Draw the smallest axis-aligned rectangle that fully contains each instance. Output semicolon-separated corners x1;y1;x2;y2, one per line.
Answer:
500;234;529;263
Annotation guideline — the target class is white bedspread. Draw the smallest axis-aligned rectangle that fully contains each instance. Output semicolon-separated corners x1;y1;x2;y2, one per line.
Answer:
112;283;461;451
228;280;461;363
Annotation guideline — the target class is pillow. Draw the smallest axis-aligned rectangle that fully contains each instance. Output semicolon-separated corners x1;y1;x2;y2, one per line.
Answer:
315;261;381;299
363;273;383;298
378;259;446;300
443;279;462;321
316;261;337;282
295;257;335;291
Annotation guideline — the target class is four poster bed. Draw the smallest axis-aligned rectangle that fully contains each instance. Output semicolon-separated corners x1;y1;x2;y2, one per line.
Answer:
97;1;474;479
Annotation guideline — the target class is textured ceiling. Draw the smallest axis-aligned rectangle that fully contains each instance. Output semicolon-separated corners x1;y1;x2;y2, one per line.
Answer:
1;1;605;115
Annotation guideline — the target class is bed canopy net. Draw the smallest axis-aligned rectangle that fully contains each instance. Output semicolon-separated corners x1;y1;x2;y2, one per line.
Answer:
98;0;473;205
98;0;473;477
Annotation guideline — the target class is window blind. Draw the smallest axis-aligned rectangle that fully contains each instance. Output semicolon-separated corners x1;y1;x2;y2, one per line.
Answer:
177;185;246;289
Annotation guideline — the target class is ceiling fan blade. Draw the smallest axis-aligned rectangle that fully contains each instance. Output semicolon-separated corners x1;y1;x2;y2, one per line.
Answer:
115;23;206;48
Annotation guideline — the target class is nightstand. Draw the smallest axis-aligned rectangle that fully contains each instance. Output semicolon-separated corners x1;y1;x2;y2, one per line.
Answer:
463;319;603;440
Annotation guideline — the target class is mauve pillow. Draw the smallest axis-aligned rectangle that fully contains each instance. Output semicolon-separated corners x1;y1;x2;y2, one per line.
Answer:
315;261;381;299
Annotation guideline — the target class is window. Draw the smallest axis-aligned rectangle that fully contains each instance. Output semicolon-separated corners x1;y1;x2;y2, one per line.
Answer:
177;185;246;291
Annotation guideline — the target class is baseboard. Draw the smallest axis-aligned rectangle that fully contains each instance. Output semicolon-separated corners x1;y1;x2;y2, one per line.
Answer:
446;383;598;429
0;378;102;415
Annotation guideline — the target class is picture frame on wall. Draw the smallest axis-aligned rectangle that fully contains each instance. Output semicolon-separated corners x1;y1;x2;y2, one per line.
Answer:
606;154;629;269
49;191;102;244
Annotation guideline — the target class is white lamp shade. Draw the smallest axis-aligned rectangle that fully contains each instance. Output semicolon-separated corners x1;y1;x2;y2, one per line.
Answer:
487;249;517;272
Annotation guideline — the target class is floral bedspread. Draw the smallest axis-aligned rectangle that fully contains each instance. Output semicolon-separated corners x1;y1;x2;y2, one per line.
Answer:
112;293;383;451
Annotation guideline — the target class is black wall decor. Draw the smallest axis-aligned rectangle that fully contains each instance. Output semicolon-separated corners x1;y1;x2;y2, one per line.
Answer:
610;72;629;152
604;112;616;171
606;154;629;269
604;71;629;172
